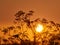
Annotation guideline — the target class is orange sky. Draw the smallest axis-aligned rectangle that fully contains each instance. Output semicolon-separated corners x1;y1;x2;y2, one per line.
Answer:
0;0;60;25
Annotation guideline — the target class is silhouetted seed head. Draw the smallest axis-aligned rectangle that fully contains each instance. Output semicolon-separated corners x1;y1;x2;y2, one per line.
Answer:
15;11;25;17
2;28;8;34
15;18;19;21
50;21;55;25
8;26;15;30
34;18;40;22
56;24;60;27
26;11;34;16
12;34;19;38
47;26;52;29
24;20;30;26
29;11;34;13
31;21;34;23
16;26;21;29
42;18;48;23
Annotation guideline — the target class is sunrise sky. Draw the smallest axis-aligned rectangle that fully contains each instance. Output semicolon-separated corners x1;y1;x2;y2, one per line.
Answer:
0;0;60;26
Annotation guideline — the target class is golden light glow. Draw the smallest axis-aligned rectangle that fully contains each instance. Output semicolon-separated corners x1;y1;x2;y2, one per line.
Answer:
36;24;43;32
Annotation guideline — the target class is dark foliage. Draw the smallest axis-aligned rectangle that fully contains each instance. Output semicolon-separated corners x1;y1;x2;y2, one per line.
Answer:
2;28;8;34
12;34;19;38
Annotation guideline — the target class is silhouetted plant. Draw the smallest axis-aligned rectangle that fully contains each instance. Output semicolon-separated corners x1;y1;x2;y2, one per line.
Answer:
15;10;25;17
8;26;15;30
2;28;8;34
2;39;9;44
14;10;25;23
16;26;21;29
50;21;55;26
20;31;29;40
0;10;60;45
42;18;48;23
26;10;34;16
49;34;60;45
14;10;34;26
56;23;60;27
12;34;19;38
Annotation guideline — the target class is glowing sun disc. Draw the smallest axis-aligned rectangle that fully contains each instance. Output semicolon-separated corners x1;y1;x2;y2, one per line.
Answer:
36;24;43;32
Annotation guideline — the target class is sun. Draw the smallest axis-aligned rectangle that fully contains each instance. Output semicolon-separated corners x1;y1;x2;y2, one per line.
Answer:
36;24;43;32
